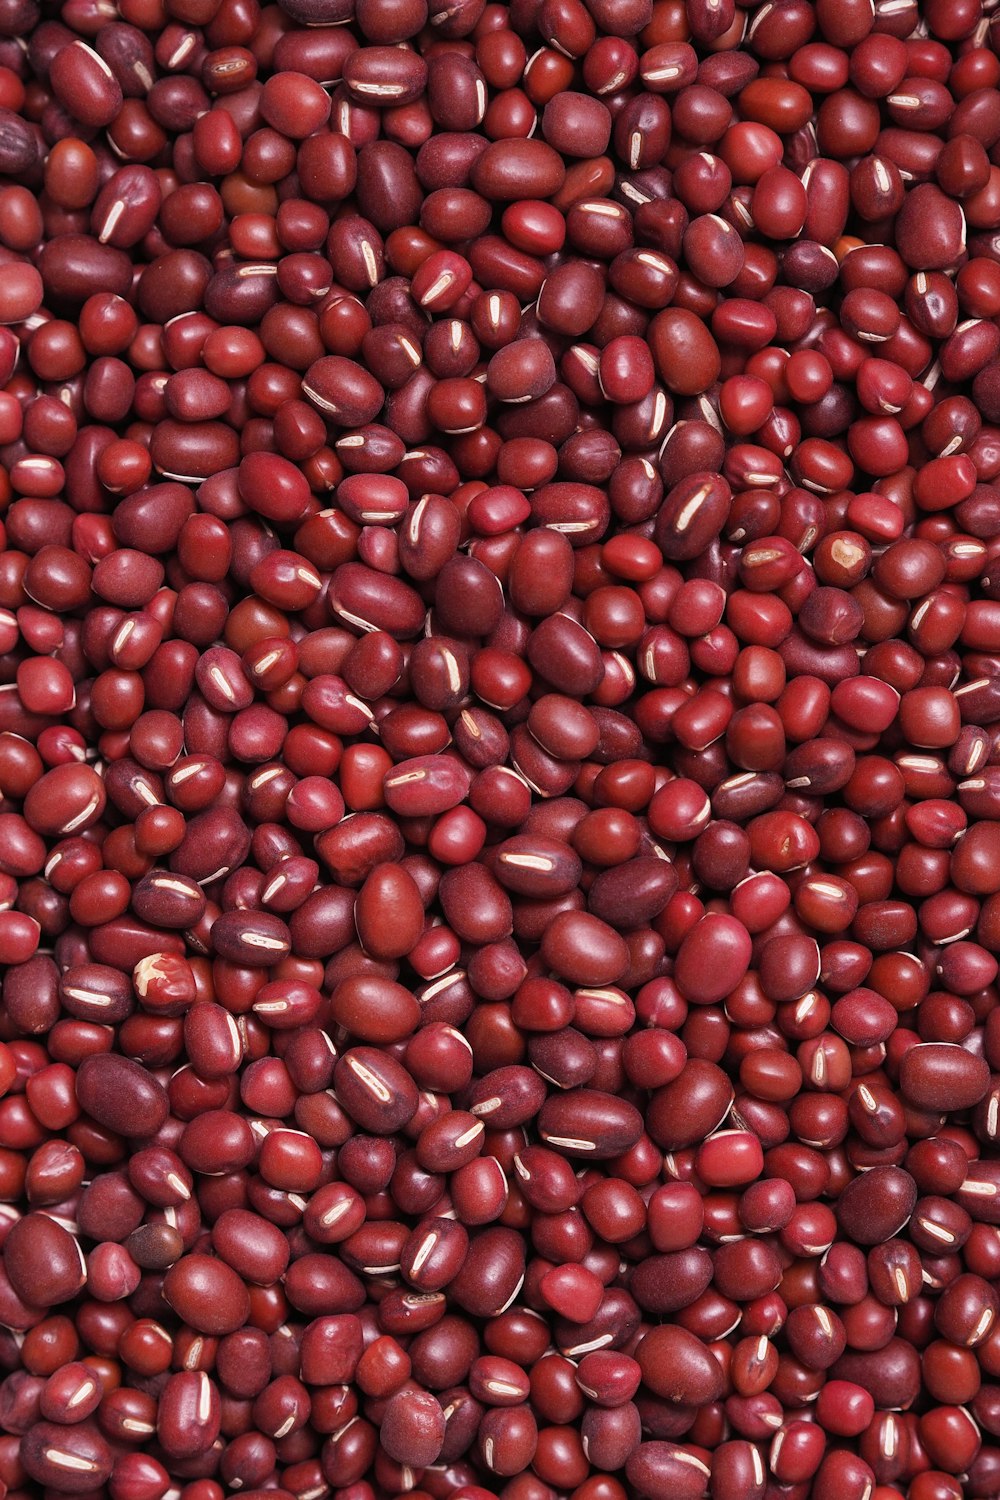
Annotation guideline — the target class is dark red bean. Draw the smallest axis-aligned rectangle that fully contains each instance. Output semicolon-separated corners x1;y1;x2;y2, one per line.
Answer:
157;1371;221;1459
900;1042;991;1112
4;1215;85;1307
75;1054;169;1138
449;1227;526;1318
472;140;566;201
636;1324;726;1405
836;1166;919;1246
21;1422;113;1492
162;1253;251;1335
334;1048;419;1134
628;1442;713;1500
2;1;1000;1493
538;1090;643;1159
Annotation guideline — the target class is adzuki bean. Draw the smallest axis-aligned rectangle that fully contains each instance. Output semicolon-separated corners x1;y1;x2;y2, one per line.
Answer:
0;0;999;1496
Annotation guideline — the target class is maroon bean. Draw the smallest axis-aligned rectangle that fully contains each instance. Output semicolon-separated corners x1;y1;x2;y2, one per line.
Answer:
0;109;40;177
470;1066;546;1128
538;1090;643;1159
334;1047;419;1134
627;1442;712;1500
383;756;472;817
895;183;968;270
636;1324;725;1405
380;1387;446;1465
303;356;384;427
899;1042;991;1111
39;1362;102;1424
588;857;677;927
330;974;421;1043
23;765;106;839
170;807;251;884
487;339;557;404
647;1059;734;1150
631;1248;713;1315
2;0;1000;1488
4;1214;85;1307
438;863;513;943
400;1215;469;1290
21;1421;113;1492
329;561;426;638
673;912;752;1003
472;140;566;201
50;42;123;128
299;1314;363;1385
162;1253;250;1335
449;1227;526;1318
540;911;628;986
75;1054;168;1138
210;909;291;967
655;471;732;561
211;1208;290;1285
494;837;584;898
156;1370;221;1458
836;1166;918;1246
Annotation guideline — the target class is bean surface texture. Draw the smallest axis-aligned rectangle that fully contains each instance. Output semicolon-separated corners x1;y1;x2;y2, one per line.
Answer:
1;0;1000;1499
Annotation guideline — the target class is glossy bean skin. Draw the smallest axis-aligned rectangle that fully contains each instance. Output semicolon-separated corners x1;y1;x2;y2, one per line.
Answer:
4;0;1000;1495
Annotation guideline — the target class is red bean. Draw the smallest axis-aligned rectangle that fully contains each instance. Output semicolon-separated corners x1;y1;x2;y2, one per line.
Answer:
162;1254;251;1336
21;1421;113;1492
157;1371;221;1458
636;1324;726;1404
334;1047;419;1134
674;912;753;1003
4;1215;85;1307
537;1089;643;1159
50;41;123;128
899;1042;991;1111
74;1054;169;1138
3;0;1000;1492
836;1166;919;1246
472;139;566;201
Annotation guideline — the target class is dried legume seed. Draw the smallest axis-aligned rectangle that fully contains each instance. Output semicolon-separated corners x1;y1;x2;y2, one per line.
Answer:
4;0;1000;1494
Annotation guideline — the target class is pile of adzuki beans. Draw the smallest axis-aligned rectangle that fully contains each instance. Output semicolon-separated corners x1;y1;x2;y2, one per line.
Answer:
6;0;1000;1495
